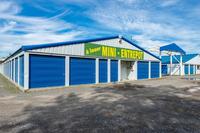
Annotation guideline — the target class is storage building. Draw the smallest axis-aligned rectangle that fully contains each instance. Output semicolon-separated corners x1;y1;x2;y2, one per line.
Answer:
162;54;200;76
0;35;161;91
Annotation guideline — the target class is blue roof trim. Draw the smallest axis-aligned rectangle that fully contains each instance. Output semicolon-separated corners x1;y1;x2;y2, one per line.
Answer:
122;37;161;60
162;54;198;64
160;43;186;55
21;35;119;51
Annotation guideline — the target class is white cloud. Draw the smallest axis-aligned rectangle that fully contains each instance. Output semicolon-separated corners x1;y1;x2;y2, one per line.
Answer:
87;0;200;54
160;0;180;7
0;1;20;14
0;1;84;57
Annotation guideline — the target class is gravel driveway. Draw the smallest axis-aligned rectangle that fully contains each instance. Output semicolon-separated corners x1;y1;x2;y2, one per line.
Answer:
0;74;200;133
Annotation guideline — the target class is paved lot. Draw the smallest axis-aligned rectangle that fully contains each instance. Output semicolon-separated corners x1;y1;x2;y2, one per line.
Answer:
0;74;200;133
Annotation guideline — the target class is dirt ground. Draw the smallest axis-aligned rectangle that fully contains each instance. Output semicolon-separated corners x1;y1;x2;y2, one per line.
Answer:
0;74;200;133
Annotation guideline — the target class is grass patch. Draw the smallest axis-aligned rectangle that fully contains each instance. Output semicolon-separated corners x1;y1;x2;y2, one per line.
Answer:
0;74;20;94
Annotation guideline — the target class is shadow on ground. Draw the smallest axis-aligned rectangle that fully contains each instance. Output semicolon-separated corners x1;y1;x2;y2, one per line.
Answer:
0;83;200;133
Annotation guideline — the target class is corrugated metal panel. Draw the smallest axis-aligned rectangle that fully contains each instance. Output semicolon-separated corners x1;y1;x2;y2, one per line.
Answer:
137;61;149;79
111;60;118;82
70;57;95;85
190;65;194;75
15;58;18;83
19;55;24;87
151;62;160;78
32;44;85;56
162;64;168;75
99;59;108;83
184;65;189;75
29;55;65;88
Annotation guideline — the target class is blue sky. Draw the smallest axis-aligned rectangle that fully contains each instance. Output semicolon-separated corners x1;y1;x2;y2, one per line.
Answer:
0;0;200;57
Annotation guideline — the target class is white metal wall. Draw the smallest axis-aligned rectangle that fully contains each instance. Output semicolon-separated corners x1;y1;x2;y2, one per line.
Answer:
31;38;159;61
0;64;3;74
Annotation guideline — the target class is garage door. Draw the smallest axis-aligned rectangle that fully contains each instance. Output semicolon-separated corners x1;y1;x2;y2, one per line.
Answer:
99;59;107;83
137;61;149;80
190;65;194;75
70;57;95;85
11;60;14;81
151;62;160;78
111;60;118;82
162;64;168;76
29;55;65;88
15;58;18;83
19;56;24;87
185;65;189;75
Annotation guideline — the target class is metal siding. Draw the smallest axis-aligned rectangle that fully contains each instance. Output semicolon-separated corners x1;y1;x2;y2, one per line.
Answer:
19;56;24;87
184;65;189;75
99;59;108;83
4;63;6;77
111;60;118;82
4;63;7;77
137;61;149;79
15;58;18;83
190;65;194;75
70;57;95;85
29;55;65;88
151;62;160;78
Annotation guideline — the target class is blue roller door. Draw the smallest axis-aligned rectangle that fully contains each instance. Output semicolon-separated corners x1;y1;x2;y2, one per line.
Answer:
12;60;14;81
19;56;24;87
185;65;189;75
15;58;18;83
111;60;118;82
151;62;160;78
190;65;194;75
138;61;149;80
99;59;108;83
162;64;168;75
29;55;65;88
70;58;95;85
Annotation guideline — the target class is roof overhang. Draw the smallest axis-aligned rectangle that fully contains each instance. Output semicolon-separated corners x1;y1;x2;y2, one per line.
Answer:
160;43;186;55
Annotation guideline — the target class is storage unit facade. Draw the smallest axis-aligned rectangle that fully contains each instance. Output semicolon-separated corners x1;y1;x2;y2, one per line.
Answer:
1;36;161;91
161;54;200;76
